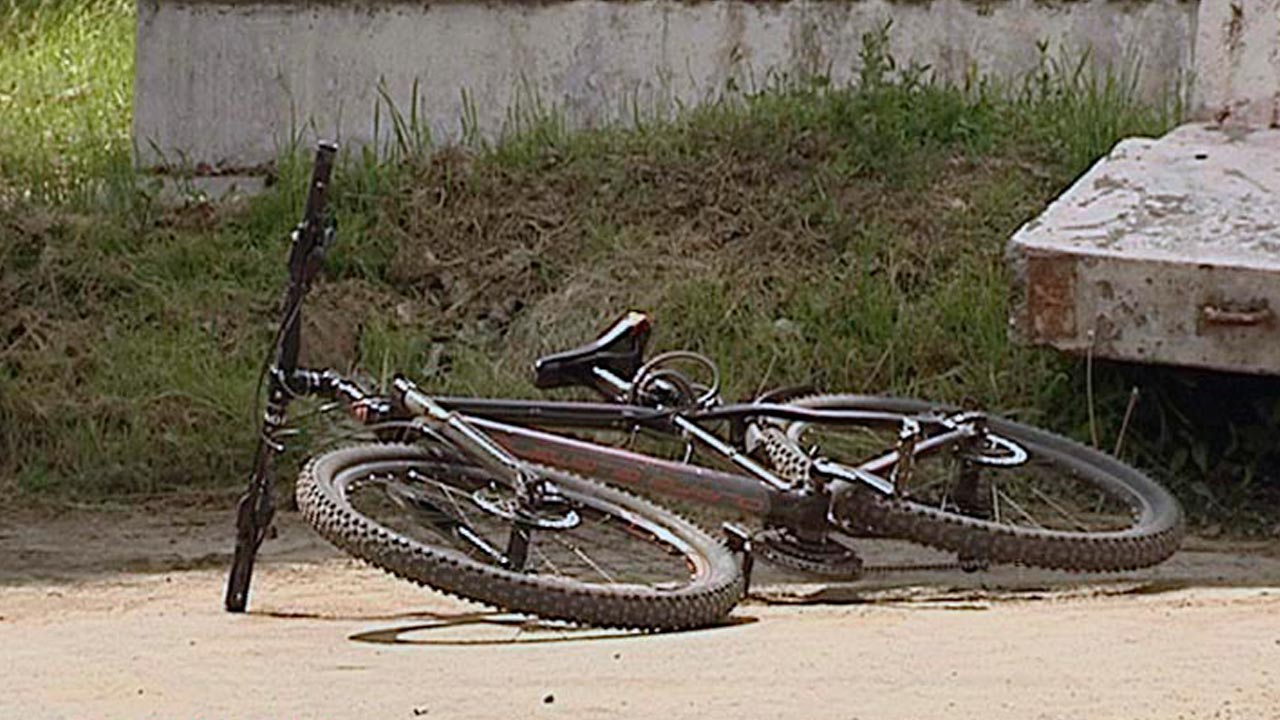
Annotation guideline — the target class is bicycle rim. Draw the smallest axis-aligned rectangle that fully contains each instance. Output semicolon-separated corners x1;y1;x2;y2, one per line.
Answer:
784;395;1184;571
296;443;744;630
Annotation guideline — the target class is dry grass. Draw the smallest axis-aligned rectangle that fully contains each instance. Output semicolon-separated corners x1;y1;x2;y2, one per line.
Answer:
6;16;1276;530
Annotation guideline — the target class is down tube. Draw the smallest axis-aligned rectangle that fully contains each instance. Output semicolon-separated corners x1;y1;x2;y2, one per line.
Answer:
465;417;774;518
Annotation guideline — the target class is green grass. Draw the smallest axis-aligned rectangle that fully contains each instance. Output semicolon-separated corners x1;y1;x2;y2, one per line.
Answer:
4;8;1276;530
0;0;135;208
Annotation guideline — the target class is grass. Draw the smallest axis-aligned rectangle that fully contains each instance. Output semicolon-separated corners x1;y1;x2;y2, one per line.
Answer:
2;5;1276;531
0;0;135;208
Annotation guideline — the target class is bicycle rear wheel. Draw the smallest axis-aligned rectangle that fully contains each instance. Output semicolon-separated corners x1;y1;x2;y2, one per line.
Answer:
784;395;1184;572
296;443;743;630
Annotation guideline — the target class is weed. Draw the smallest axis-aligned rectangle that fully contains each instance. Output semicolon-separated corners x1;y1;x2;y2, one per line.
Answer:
7;14;1272;531
1018;41;1186;177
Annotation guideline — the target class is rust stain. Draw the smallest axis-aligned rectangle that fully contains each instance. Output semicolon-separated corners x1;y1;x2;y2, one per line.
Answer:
1026;253;1078;341
1225;1;1244;55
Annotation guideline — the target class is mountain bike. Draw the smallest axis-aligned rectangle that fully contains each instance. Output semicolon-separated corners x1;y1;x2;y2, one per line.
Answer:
224;143;1185;631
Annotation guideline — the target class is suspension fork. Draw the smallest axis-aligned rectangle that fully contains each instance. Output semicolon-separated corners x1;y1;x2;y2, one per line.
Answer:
225;368;369;613
224;141;336;613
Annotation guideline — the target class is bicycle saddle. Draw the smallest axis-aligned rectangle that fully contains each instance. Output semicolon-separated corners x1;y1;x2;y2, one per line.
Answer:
533;311;652;390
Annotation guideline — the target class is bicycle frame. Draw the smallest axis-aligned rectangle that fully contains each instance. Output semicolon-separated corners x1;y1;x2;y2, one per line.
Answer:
224;141;1011;612
285;369;987;536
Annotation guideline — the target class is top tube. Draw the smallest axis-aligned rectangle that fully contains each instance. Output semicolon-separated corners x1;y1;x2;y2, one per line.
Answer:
432;395;942;429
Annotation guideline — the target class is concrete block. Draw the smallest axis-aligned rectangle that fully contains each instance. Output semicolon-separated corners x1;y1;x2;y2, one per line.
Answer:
1008;123;1280;375
1193;0;1280;126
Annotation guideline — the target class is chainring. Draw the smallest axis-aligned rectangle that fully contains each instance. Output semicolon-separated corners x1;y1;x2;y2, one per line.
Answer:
754;528;864;578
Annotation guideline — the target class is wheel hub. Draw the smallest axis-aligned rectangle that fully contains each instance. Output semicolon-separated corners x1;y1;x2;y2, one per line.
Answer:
471;487;581;530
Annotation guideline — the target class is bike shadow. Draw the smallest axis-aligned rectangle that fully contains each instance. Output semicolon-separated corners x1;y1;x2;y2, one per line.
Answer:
346;611;758;646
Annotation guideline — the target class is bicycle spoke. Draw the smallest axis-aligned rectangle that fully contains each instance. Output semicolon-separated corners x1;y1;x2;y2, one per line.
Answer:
343;457;701;592
531;543;563;577
376;476;506;562
407;469;494;542
555;535;617;585
994;487;1043;529
905;471;948;499
806;420;1131;534
1028;485;1092;533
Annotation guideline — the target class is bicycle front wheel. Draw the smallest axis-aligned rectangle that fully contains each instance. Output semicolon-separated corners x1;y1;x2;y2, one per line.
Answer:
296;443;744;630
785;395;1184;572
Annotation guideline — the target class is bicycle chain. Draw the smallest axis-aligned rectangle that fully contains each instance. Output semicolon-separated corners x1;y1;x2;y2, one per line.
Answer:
753;529;971;578
857;560;967;576
754;528;863;577
747;401;983;580
756;553;968;579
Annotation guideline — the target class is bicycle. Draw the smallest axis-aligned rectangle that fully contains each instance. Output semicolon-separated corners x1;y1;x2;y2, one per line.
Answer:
224;143;1185;631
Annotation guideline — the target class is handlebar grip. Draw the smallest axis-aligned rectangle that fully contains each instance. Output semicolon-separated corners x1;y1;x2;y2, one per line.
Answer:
301;141;338;225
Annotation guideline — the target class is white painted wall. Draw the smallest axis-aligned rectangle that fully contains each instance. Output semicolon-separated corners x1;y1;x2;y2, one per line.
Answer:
133;0;1196;169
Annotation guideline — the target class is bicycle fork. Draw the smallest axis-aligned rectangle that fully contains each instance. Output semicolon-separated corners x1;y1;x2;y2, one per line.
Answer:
223;140;338;612
224;375;293;612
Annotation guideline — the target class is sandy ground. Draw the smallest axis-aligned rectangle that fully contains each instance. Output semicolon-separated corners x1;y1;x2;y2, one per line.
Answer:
3;506;1280;720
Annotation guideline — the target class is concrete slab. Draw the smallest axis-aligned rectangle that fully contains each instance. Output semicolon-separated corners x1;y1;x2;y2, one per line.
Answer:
1008;123;1280;375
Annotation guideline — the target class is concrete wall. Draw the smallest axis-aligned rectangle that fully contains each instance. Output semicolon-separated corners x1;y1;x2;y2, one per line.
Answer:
1194;0;1280;126
133;0;1197;170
